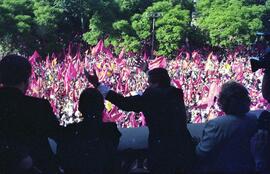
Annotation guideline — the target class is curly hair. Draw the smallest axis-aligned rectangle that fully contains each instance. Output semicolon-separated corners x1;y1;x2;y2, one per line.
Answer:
218;81;251;115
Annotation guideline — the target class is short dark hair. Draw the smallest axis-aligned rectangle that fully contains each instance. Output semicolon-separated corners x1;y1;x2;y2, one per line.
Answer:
218;81;251;115
79;88;105;117
148;68;171;87
0;54;32;86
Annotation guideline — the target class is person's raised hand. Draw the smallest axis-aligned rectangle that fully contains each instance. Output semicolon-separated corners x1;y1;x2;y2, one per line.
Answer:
135;58;149;72
84;68;100;88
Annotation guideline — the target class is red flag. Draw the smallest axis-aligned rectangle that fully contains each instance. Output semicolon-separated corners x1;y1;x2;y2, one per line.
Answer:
148;56;167;70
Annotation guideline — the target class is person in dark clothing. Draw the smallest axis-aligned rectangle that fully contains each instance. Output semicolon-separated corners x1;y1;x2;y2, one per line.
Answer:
58;88;121;174
85;68;195;174
0;55;60;173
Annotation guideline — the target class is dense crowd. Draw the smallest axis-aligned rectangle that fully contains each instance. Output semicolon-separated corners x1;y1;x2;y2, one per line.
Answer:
1;50;270;174
26;41;268;127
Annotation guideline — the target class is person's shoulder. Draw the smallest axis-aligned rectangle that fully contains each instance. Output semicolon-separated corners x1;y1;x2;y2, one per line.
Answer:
206;115;231;125
24;95;50;106
102;122;121;137
23;96;52;112
103;122;118;131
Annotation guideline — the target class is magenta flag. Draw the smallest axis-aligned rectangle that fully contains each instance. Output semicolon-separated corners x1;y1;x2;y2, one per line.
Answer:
207;81;220;107
45;55;51;68
67;42;72;56
143;51;149;61
192;51;199;59
148;56;167;70
67;62;77;79
172;79;182;89
91;40;104;55
129;112;137;127
118;48;125;60
29;51;40;64
194;115;202;123
103;47;114;58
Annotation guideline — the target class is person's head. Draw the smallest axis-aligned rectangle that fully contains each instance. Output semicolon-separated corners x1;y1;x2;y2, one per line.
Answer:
262;71;270;102
218;81;251;115
147;68;171;88
78;88;105;118
0;54;32;93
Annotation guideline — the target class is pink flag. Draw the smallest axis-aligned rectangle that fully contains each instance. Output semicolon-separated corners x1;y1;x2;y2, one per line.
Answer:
91;40;104;55
45;55;50;68
67;42;72;56
29;51;40;64
103;47;114;58
143;51;149;61
207;81;220;107
192;50;199;59
75;44;81;60
118;48;125;60
194;114;202;123
172;79;182;89
102;111;111;123
207;52;213;61
129;112;137;127
148;56;167;70
139;113;146;126
67;62;77;79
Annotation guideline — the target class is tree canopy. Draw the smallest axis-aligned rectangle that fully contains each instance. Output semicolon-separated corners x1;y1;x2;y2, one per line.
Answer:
195;0;267;47
0;0;269;57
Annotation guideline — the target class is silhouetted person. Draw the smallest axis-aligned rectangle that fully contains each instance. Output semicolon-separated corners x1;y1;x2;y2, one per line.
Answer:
262;70;270;102
58;88;121;174
0;55;60;173
196;81;257;173
85;68;195;174
251;70;270;173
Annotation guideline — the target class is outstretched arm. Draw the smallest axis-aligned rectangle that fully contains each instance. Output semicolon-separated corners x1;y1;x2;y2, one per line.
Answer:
84;69;144;112
106;90;143;112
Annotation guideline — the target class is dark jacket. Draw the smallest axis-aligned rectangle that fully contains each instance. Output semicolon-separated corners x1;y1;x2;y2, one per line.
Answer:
58;118;121;174
196;114;257;173
106;86;195;172
0;87;60;173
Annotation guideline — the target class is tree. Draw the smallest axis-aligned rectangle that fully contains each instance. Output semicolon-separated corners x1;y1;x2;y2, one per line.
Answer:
195;0;267;48
130;1;190;57
0;0;63;55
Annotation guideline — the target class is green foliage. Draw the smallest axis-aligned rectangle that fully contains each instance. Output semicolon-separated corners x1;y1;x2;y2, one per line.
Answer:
196;0;266;48
0;0;64;55
83;13;103;45
155;4;190;56
0;0;269;57
129;1;190;57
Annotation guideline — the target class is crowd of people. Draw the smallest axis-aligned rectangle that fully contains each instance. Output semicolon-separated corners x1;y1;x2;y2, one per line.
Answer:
0;53;269;174
26;41;268;127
